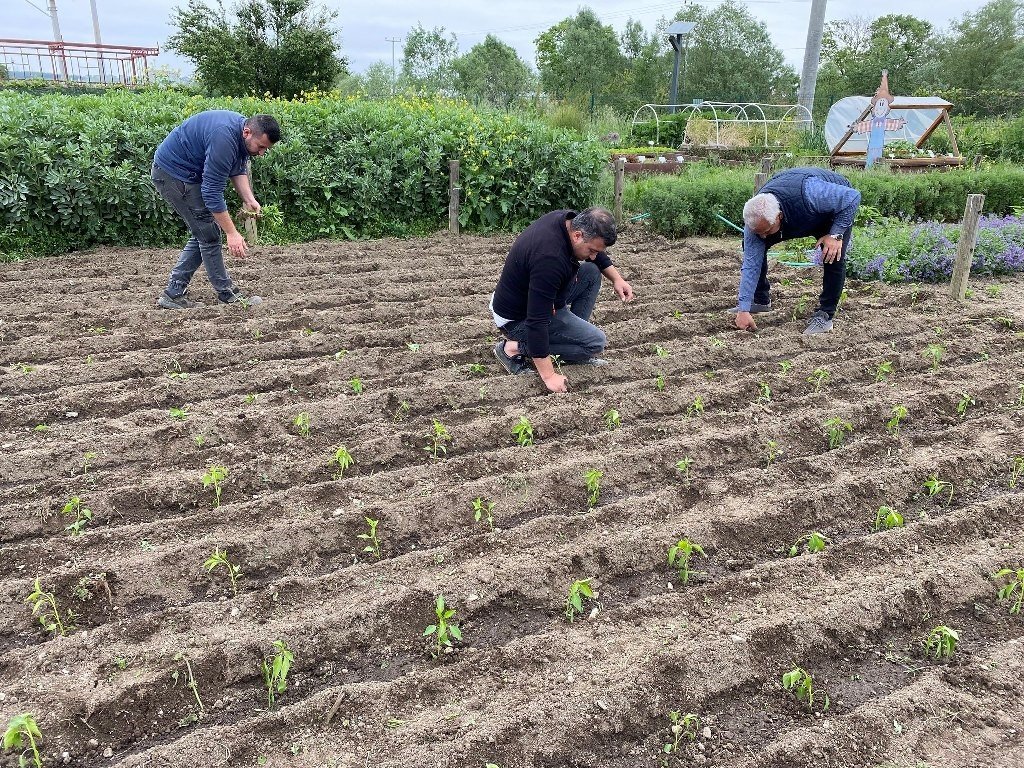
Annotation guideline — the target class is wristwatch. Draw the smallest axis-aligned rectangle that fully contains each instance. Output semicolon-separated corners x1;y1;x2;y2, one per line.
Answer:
828;233;843;241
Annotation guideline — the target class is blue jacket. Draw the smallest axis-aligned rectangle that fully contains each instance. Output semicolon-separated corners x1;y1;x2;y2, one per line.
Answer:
154;110;249;213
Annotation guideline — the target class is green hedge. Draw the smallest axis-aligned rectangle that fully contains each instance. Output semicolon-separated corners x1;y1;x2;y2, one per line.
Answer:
627;165;1024;238
924;115;1024;164
0;89;606;257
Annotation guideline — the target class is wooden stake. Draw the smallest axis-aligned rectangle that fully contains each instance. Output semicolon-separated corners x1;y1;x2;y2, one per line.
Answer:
949;194;985;301
613;157;625;226
243;168;258;242
449;160;460;235
759;156;772;174
754;172;769;193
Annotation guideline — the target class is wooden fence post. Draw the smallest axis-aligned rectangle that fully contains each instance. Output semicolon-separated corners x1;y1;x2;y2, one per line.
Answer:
613;157;626;226
243;168;258;243
754;172;769;193
449;160;461;235
949;194;985;301
759;156;773;175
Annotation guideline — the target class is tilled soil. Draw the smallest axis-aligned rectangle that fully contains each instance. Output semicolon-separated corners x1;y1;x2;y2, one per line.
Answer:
1;229;1023;768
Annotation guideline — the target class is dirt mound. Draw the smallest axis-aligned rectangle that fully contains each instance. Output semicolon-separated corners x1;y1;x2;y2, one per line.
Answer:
1;228;1022;768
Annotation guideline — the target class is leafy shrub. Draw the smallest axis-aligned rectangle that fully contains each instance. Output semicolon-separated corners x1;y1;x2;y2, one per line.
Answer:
0;89;606;257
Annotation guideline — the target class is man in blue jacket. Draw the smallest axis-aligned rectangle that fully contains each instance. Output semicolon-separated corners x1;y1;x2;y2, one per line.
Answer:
490;207;635;393
152;111;280;309
734;167;861;335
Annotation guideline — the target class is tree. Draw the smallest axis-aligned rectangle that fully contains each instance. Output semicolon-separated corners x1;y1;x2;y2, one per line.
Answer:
821;14;934;97
401;23;457;95
535;8;625;103
452;35;533;109
935;0;1024;93
167;0;346;97
614;18;670;108
669;0;797;103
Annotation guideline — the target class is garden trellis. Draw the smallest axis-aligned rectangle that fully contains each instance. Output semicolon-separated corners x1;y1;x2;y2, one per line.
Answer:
630;102;813;148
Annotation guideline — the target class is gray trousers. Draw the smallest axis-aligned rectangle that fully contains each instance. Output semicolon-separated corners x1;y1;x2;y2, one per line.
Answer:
151;163;235;299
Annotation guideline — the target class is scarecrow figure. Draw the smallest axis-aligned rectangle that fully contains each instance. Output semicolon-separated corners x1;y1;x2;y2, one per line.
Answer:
853;70;907;167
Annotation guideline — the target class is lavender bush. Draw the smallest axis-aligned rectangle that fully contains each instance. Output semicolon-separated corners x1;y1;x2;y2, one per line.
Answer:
847;214;1024;283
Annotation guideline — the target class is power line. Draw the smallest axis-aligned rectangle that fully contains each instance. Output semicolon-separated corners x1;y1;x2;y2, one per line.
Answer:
21;0;50;17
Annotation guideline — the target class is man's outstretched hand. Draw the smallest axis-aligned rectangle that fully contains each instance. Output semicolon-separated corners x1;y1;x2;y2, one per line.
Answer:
735;310;757;332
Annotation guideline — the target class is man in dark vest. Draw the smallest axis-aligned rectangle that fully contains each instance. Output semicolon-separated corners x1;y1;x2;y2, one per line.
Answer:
734;167;861;335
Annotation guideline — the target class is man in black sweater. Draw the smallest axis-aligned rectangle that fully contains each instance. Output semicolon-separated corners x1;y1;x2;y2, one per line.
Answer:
490;207;635;393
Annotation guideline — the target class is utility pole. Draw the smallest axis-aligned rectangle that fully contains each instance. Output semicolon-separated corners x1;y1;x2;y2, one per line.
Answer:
386;37;402;93
89;0;105;83
797;0;827;124
47;0;69;81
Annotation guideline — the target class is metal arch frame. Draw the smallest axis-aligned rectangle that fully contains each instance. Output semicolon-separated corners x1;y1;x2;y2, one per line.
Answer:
630;102;813;147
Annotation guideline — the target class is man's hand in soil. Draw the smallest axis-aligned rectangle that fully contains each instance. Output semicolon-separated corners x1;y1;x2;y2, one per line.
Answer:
534;356;568;393
735;310;757;332
613;278;635;302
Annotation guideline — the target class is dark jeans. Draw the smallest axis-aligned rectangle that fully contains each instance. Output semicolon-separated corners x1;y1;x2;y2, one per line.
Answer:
755;228;851;318
151;163;235;299
502;261;607;362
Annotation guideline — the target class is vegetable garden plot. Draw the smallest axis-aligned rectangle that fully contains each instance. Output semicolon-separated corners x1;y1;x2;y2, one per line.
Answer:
1;231;1023;768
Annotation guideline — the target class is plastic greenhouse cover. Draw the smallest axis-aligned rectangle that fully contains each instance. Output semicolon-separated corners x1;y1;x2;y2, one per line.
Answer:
825;96;952;152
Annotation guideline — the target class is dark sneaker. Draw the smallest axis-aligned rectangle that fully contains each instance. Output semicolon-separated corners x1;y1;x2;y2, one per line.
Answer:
157;290;203;310
803;310;834;335
493;339;530;375
219;289;263;307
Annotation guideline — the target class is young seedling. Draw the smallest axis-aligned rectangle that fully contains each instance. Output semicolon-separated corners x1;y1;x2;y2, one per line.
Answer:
778;360;793;375
564;579;595;623
349;378;363;395
425;420;452;459
788;532;829;557
655;372;666;392
1016;383;1024;408
262;640;293;709
584;469;603;507
782;666;828;711
823;417;853;450
293;411;311;438
757;381;771;402
203;548;242;595
791;295;809;320
330;446;354;478
80;451;98;478
167;360;188;381
955;392;976;418
243;393;259;405
202;464;228;507
654;344;670;358
667;539;705;585
25;578;69;637
923;626;959;659
472;497;495;532
172;651;205;716
662;711;699;760
807;367;830;392
986;284;1004;298
358;517;382;559
924;343;944;371
424;595;462;656
551;354;564;374
604;409;621;430
1011;457;1024;489
61;495;93;536
169;406;189;420
874;360;894;383
923;474;954;507
886;404;908;436
675;457;694;486
467;362;486;376
3;713;43;768
685;395;705;417
406;342;421;352
511;416;534;447
392;400;410;422
873;505;904;531
995;567;1024;614
764;439;778;469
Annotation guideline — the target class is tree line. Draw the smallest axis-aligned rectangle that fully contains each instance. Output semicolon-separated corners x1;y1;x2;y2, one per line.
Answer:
166;0;1024;117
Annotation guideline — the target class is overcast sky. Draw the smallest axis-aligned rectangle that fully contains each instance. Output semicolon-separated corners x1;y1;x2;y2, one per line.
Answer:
5;0;983;80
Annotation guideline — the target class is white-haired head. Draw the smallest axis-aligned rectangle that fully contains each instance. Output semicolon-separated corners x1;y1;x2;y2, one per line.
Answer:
742;193;782;231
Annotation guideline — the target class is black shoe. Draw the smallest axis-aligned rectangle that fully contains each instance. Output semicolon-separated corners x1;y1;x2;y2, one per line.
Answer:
157;290;203;310
493;339;530;375
219;289;263;307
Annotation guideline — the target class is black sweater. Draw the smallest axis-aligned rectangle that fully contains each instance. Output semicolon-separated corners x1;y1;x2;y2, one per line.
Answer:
492;210;613;358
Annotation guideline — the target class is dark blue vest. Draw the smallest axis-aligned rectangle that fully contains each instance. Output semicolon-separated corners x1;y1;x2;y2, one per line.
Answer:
760;168;852;247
